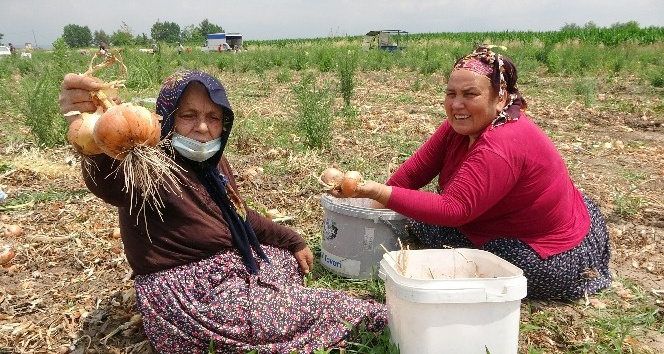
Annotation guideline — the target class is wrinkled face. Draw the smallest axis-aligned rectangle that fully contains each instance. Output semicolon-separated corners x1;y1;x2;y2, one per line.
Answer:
444;69;506;142
173;82;224;142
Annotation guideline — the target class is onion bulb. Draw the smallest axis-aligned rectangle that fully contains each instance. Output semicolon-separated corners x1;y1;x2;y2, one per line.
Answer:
320;167;344;190
3;224;22;237
67;109;104;155
93;103;161;160
340;170;363;197
0;246;15;265
265;209;281;219
318;167;364;197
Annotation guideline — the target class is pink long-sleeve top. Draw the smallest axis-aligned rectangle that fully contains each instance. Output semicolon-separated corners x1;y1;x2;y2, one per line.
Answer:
386;113;590;258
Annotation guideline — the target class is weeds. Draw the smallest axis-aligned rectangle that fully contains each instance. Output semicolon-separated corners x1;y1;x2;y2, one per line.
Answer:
292;72;334;149
573;77;597;108
337;50;358;107
344;321;399;354
21;71;68;147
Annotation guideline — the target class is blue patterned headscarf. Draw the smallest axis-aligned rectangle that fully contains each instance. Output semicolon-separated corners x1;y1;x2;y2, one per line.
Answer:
156;70;269;274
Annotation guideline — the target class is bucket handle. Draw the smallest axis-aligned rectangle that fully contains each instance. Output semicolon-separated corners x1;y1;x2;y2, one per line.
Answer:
378;215;408;239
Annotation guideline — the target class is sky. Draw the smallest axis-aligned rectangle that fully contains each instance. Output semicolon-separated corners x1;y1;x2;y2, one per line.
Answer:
1;0;663;49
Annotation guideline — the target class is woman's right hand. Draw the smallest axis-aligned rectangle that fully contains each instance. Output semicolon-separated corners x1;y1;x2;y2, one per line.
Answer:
327;180;392;208
59;73;104;123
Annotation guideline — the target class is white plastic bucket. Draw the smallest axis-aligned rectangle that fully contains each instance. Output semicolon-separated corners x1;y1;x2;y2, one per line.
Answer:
379;248;527;354
320;194;407;279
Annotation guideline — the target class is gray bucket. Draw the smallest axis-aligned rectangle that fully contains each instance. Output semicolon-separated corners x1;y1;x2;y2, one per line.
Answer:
320;194;408;279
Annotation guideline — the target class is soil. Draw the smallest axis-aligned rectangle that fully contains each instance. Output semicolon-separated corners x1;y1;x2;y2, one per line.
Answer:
0;71;662;353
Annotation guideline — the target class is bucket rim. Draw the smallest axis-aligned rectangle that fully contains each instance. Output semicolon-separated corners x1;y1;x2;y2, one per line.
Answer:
379;249;528;303
321;194;406;220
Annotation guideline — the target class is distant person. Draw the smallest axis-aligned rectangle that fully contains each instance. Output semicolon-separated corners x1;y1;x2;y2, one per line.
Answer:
8;43;16;56
151;42;159;54
99;43;107;55
331;45;612;300
177;43;184;55
217;44;222;52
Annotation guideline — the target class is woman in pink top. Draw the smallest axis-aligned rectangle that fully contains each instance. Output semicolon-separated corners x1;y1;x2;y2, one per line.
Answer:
338;45;611;300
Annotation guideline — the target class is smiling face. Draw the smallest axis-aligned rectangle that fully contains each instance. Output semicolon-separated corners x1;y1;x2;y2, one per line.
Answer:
444;69;507;144
173;82;224;142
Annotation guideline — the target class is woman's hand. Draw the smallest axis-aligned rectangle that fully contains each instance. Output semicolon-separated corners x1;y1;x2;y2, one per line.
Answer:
293;246;314;274
327;180;392;207
59;73;104;119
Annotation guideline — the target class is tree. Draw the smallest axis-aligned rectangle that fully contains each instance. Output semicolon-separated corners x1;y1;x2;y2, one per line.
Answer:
583;21;599;30
198;19;223;36
560;23;581;31
610;21;640;30
110;30;134;46
62;24;93;48
181;24;204;44
93;29;111;47
110;21;134;46
134;33;150;46
151;20;181;43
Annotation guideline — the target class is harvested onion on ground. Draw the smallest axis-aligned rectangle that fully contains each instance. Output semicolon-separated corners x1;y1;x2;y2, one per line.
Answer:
65;52;183;223
2;224;22;238
318;167;364;197
0;245;15;265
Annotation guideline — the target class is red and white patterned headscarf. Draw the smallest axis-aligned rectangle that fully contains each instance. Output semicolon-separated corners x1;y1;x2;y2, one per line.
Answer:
453;45;528;128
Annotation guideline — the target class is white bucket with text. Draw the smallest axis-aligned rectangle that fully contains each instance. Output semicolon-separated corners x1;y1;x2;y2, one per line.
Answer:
320;194;407;279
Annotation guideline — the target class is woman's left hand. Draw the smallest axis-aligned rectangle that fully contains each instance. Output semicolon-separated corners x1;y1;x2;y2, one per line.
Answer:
294;246;314;274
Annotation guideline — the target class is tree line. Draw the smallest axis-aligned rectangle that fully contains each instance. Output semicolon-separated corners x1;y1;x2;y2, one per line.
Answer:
61;19;224;48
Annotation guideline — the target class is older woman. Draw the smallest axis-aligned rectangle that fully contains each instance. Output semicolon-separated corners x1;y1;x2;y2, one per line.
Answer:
343;46;612;300
60;70;386;353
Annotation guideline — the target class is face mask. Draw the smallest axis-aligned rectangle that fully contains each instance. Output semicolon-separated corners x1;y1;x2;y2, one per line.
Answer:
171;133;222;162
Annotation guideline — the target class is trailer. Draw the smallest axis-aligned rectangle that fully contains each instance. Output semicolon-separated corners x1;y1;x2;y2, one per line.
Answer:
202;32;243;52
362;30;408;52
225;33;243;50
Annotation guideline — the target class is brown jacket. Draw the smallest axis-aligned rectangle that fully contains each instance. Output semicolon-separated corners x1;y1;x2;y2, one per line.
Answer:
83;153;307;276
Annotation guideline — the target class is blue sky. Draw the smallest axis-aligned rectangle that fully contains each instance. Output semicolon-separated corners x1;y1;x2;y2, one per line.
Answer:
2;0;663;49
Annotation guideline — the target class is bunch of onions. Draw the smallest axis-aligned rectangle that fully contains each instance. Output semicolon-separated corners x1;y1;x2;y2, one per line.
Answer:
66;52;182;221
318;167;364;198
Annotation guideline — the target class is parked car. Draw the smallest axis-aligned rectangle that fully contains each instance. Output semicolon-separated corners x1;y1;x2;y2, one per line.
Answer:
0;46;11;57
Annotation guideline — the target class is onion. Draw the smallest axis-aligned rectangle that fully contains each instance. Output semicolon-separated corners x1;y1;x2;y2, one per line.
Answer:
4;224;22;237
340;170;363;197
93;103;161;160
0;246;15;265
67;110;104;155
265;209;281;219
320;167;344;190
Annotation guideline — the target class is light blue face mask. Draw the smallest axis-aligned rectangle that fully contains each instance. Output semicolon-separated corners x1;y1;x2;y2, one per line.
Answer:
171;133;221;162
